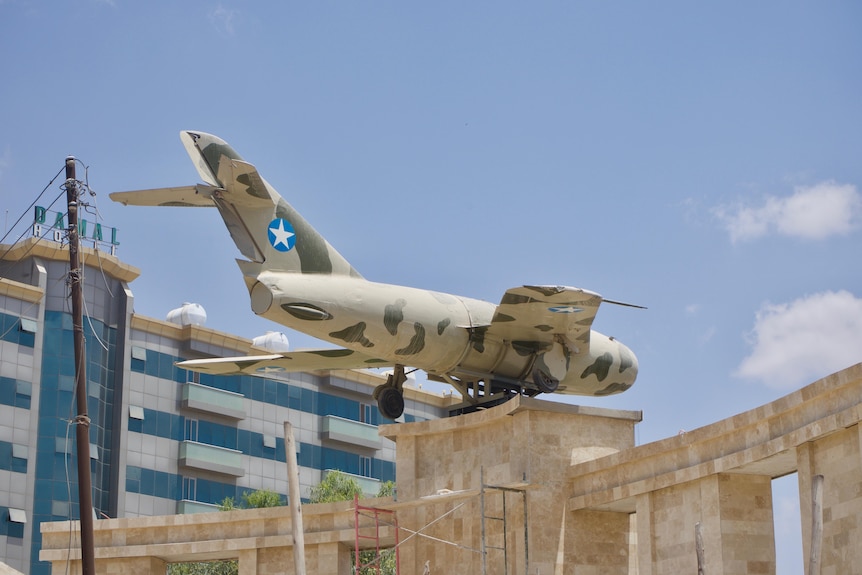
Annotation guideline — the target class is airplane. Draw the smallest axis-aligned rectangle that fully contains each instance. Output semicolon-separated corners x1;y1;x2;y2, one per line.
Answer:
111;131;640;420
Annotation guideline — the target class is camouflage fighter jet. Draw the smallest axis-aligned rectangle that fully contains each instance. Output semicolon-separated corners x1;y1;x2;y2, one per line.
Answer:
111;131;640;419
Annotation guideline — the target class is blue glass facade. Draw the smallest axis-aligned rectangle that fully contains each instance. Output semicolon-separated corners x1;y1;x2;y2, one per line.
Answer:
0;311;36;348
126;406;395;496
20;310;407;575
29;311;118;575
133;346;423;425
1;247;445;574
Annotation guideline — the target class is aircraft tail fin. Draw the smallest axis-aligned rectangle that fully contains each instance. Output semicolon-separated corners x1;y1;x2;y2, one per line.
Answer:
112;131;362;278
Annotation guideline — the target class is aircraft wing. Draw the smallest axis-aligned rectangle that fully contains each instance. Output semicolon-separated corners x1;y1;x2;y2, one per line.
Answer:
486;285;604;348
177;348;393;376
109;185;218;207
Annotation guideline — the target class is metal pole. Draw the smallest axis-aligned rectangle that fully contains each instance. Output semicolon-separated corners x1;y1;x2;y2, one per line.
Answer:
283;421;307;575
65;157;96;575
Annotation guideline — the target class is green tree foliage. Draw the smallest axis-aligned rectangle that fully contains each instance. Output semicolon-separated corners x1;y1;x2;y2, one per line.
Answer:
376;480;396;498
219;488;284;511
166;489;284;575
308;470;364;504
166;560;237;575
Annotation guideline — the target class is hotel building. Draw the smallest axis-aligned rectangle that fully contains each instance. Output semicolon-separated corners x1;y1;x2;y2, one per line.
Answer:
0;236;453;574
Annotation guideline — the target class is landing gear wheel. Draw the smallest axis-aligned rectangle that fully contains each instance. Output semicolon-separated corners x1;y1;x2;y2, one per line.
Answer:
377;386;405;420
532;367;560;394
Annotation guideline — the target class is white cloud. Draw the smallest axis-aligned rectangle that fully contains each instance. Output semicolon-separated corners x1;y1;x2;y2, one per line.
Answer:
714;181;862;243
698;326;716;345
735;290;862;390
209;5;239;37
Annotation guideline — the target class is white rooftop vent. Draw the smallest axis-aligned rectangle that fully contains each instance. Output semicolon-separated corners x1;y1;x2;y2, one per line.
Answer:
166;302;207;327
252;331;290;352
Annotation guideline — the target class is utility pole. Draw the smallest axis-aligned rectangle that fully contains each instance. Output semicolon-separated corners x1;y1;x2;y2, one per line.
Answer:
65;156;96;575
283;421;307;575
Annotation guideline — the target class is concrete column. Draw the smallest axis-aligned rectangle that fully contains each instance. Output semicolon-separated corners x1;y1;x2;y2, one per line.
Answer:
642;480;704;573
632;474;774;575
566;509;630;575
314;542;352;574
798;425;862;574
713;473;775;575
796;441;816;574
634;493;655;575
238;549;258;575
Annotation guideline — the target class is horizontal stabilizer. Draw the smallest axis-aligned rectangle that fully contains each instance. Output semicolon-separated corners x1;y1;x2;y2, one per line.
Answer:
177;348;393;376
109;185;219;207
487;285;604;347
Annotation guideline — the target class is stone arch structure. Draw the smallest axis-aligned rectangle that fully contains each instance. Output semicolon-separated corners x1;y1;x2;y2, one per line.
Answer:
565;363;862;574
39;363;862;574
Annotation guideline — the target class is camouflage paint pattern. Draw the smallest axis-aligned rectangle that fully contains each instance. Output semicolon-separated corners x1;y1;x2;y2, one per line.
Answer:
111;132;639;401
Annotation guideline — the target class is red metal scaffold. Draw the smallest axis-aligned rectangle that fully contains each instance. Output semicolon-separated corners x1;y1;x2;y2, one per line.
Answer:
354;494;401;575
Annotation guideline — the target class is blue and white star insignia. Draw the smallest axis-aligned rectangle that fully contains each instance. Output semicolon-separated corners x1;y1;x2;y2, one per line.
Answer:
268;218;296;252
548;306;583;313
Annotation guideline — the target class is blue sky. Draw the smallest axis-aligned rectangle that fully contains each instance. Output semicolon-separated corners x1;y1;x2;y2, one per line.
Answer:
2;2;861;571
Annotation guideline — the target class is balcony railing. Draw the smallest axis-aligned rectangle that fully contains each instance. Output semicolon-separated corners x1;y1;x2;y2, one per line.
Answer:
177;500;220;515
179;441;245;477
181;382;246;420
321;415;381;450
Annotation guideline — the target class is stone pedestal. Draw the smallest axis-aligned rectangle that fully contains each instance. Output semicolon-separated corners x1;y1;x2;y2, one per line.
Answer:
381;396;641;574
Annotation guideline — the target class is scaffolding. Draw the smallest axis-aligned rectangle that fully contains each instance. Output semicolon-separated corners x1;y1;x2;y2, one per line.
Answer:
480;469;529;575
353;473;531;575
354;494;401;575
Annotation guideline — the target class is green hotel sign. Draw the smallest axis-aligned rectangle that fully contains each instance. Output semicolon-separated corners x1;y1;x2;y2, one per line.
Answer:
33;206;120;255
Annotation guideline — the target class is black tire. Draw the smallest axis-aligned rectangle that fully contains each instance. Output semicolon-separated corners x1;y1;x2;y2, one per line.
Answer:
377;386;405;420
532;367;560;393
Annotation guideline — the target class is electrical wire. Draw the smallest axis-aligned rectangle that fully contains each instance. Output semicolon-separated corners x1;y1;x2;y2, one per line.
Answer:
0;243;69;343
0;165;65;246
0;188;68;273
1;161;114;574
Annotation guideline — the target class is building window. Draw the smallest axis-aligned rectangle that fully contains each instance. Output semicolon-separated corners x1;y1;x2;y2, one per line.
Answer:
15;380;31;397
182;477;196;500
8;508;26;523
12;444;27;459
131;346;146;372
11;444;27;473
185;418;198;442
55;437;71;454
360;456;371;477
18;318;37;333
7;507;26;538
129;405;145;420
51;501;69;518
360;403;372;424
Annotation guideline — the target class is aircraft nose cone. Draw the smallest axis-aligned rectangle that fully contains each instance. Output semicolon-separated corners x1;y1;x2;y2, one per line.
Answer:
619;340;639;386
